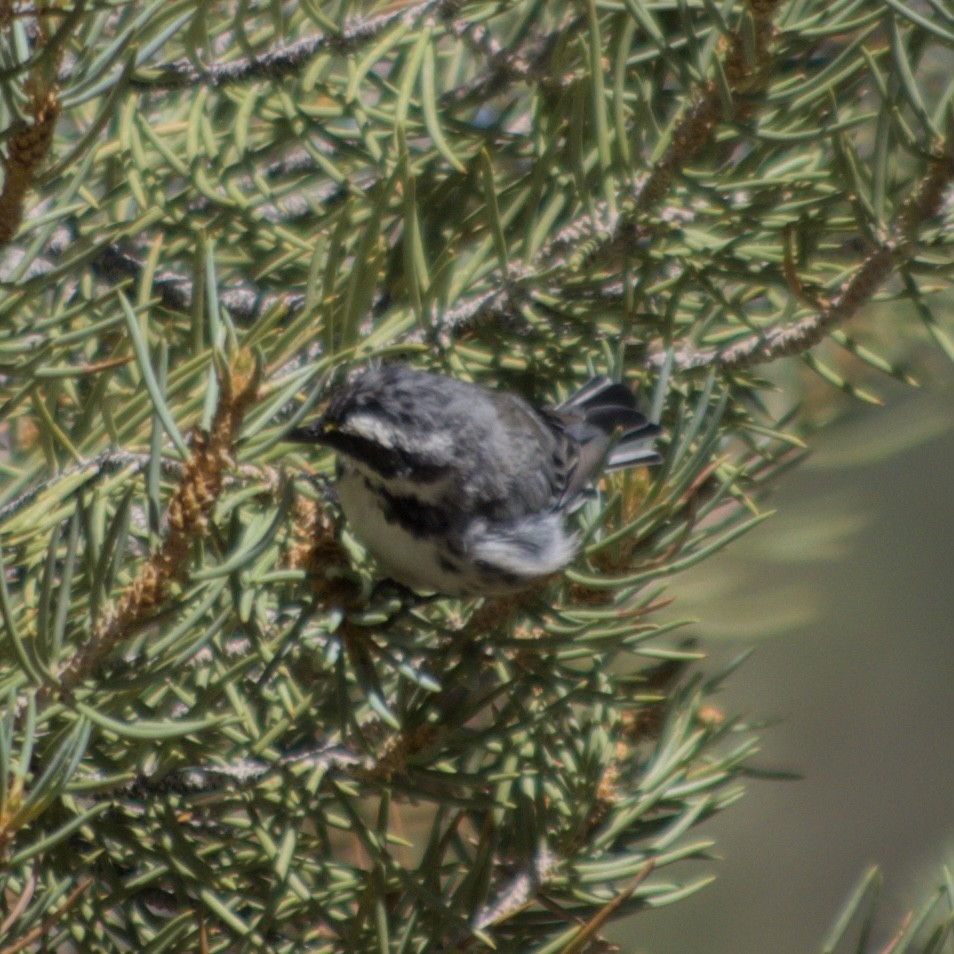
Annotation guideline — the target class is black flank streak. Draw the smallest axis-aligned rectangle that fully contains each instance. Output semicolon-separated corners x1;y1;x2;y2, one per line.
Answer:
377;487;452;538
474;561;520;587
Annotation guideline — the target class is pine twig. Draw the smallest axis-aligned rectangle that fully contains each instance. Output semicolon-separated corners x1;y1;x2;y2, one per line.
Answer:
127;0;467;91
51;353;261;697
654;150;954;373
434;0;787;341
0;877;93;954
0;7;61;246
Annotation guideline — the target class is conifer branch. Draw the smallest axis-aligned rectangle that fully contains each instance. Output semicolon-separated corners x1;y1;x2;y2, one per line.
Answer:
544;0;786;270
0;9;60;245
440;14;582;107
433;0;788;341
654;150;954;372
51;354;261;697
0;876;93;954
1;1;952;948
91;244;305;321
127;0;467;91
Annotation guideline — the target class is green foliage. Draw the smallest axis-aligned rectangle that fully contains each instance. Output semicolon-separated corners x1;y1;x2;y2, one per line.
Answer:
819;866;954;954
0;1;951;951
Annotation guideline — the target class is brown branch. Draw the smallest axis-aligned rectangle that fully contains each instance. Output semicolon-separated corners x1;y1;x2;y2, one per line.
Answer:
51;352;261;696
637;0;783;215
0;25;60;245
285;487;362;609
543;0;785;271
127;0;466;91
440;14;581;108
654;150;954;372
0;864;36;940
91;243;305;321
560;860;655;954
435;0;788;341
0;877;93;954
470;848;559;935
632;91;722;221
461;853;653;952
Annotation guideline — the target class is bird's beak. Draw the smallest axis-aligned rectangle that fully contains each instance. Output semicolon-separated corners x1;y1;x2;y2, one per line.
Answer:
286;419;334;443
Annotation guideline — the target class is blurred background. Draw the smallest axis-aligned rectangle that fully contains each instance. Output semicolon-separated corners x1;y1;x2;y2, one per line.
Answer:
615;371;954;953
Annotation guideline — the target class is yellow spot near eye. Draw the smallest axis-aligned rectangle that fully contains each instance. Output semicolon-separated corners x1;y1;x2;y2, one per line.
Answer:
323;420;338;434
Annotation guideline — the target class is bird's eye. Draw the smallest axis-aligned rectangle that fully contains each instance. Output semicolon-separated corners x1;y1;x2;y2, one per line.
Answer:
323;420;338;434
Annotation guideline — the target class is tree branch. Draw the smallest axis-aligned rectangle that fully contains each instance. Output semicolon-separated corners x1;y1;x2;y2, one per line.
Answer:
128;0;467;91
652;151;954;373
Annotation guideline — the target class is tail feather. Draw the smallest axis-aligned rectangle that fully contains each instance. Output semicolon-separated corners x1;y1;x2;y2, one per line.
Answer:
556;376;661;504
605;444;662;469
583;405;657;436
560;376;637;413
607;418;662;470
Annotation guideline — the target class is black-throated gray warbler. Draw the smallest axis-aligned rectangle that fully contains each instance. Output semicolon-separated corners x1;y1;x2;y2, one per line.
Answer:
288;364;660;596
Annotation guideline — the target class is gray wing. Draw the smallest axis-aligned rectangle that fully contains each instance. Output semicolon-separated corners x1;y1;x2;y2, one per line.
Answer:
457;391;566;521
551;377;660;506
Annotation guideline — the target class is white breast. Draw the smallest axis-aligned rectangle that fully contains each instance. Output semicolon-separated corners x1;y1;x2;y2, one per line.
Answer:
336;466;466;594
333;459;576;597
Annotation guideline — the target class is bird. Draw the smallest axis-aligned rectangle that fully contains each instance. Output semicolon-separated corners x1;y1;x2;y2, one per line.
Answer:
287;364;660;596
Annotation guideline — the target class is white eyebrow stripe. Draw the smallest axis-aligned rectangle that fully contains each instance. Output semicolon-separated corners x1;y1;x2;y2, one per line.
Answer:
343;411;455;457
344;411;397;448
